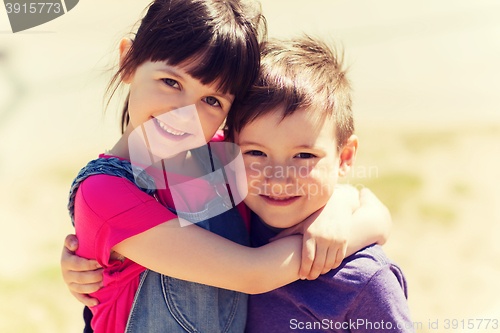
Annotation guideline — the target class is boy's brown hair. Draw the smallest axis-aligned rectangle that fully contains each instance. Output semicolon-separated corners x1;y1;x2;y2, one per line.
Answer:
225;35;354;151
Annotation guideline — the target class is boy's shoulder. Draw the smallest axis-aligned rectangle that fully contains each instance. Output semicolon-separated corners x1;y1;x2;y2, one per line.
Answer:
247;244;411;332
335;244;398;276
327;244;406;291
297;244;408;317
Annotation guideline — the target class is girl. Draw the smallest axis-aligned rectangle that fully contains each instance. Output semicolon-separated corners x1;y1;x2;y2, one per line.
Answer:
63;0;391;332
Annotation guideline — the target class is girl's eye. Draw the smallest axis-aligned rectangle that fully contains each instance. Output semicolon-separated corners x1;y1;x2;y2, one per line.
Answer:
203;96;221;107
163;78;180;88
294;153;316;159
245;150;266;157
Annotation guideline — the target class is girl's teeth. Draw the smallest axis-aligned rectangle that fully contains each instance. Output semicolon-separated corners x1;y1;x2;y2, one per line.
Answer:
155;118;186;136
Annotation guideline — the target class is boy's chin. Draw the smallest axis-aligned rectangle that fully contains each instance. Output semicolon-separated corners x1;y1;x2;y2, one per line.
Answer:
260;214;301;231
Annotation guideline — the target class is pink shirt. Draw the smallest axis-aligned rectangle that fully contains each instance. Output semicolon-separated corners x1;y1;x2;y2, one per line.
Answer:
74;132;250;333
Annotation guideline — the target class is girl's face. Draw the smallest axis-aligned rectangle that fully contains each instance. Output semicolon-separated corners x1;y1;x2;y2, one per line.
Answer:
122;48;234;160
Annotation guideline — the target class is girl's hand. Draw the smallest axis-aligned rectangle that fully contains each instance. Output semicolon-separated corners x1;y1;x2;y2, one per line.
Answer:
270;185;360;280
61;234;103;307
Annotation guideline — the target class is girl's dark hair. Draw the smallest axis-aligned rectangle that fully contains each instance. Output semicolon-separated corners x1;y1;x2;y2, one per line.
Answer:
107;0;267;133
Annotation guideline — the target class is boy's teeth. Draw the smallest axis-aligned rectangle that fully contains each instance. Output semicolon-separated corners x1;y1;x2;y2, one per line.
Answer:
155;118;186;136
269;196;293;201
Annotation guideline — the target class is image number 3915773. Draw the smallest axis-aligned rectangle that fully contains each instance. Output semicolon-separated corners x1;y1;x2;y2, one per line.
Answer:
3;0;79;33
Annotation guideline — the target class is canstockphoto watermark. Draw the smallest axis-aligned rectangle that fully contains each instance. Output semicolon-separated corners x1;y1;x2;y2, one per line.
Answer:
3;0;79;33
290;318;422;330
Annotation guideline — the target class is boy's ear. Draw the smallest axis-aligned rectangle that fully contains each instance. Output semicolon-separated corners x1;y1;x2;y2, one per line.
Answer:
119;38;133;84
338;135;358;177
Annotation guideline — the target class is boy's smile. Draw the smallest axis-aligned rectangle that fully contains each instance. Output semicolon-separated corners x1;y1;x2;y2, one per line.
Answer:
236;106;343;229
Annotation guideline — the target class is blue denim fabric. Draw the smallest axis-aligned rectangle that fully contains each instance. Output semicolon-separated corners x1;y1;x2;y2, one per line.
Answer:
125;144;249;332
67;157;156;226
124;198;249;333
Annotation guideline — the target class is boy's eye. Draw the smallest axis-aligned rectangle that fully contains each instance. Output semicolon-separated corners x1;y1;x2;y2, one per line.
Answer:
245;150;266;157
163;78;180;88
203;96;221;107
294;153;316;159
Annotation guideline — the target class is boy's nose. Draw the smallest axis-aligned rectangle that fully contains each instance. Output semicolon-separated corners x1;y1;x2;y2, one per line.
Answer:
264;164;293;188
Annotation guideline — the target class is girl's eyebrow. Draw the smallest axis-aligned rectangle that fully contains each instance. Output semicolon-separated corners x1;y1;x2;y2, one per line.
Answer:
212;92;235;103
156;66;233;101
156;67;184;79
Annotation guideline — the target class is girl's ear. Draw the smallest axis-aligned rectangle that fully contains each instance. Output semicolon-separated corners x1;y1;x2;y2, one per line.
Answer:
338;135;358;177
119;38;134;84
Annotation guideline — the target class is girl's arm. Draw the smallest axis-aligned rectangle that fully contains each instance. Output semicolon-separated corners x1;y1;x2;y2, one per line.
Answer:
270;186;392;280
61;186;389;305
113;219;302;294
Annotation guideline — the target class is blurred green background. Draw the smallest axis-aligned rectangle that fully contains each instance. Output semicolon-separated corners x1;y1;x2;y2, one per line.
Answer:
1;1;499;332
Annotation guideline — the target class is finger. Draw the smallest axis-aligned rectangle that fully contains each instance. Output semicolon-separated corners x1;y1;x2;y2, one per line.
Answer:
307;242;327;280
299;236;316;279
62;251;102;272
332;243;347;270
64;234;79;252
359;187;378;206
321;247;337;274
68;280;103;295
269;224;301;242
66;268;104;286
71;290;100;308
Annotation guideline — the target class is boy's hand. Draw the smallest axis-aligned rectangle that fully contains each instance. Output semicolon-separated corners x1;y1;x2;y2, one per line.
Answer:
61;234;103;307
270;185;360;280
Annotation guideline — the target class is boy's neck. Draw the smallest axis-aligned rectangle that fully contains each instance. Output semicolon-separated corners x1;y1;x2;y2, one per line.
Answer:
256;215;287;234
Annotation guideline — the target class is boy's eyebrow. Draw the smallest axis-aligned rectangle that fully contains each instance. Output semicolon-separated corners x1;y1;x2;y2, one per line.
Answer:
238;141;265;147
294;144;316;149
239;141;321;150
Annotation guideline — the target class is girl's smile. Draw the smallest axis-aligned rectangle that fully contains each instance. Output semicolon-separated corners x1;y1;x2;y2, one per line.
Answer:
153;117;189;137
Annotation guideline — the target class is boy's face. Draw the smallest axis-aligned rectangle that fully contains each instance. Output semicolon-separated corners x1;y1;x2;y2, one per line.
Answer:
235;107;342;229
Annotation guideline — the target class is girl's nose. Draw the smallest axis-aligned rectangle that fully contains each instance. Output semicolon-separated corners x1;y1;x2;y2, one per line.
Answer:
167;104;198;122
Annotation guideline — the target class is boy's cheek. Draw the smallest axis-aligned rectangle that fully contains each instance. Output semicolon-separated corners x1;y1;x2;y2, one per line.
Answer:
246;178;262;195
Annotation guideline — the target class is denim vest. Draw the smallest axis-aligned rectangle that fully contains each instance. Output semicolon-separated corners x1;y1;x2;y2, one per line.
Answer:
69;146;249;333
124;198;249;333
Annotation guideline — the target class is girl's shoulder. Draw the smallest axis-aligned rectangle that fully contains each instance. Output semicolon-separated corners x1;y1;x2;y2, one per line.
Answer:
77;173;157;221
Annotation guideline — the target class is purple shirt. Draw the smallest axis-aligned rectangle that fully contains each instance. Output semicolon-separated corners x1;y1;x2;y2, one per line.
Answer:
246;214;415;333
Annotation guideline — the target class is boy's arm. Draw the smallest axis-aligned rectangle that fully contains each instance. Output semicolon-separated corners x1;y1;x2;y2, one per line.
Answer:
271;186;391;280
61;235;103;307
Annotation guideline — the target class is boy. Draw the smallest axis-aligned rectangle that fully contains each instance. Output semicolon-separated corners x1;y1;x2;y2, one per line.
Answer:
225;36;414;332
